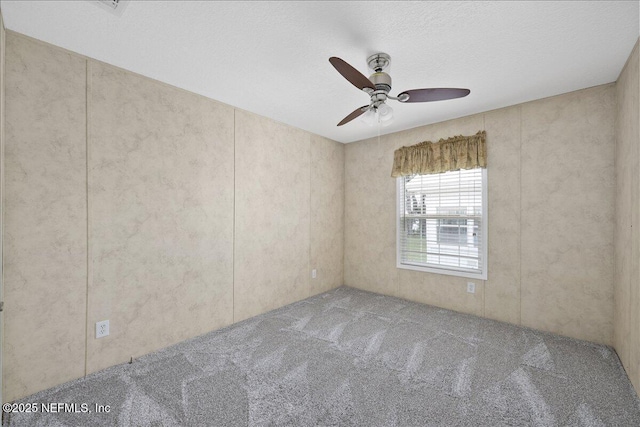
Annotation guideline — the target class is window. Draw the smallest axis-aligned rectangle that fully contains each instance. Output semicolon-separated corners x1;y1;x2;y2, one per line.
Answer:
397;168;487;280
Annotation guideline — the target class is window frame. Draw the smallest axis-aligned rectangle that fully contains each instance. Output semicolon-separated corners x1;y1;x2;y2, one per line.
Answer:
395;168;488;280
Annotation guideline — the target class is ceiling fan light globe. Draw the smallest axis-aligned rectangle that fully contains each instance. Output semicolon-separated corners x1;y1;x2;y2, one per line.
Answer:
378;103;394;123
360;109;377;126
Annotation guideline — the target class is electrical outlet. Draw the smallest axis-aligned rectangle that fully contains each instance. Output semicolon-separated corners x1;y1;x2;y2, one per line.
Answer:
467;282;476;294
311;269;317;279
96;320;109;338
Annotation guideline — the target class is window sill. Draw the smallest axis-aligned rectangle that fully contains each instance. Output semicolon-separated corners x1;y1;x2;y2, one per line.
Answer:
397;261;487;281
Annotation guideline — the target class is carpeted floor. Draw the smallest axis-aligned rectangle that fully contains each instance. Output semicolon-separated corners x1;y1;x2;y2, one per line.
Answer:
3;286;640;426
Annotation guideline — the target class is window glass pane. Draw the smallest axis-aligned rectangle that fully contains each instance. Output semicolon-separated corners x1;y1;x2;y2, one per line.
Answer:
397;168;485;278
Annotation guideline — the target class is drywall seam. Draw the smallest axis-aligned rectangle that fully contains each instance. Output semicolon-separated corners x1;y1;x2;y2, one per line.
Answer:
519;104;523;326
481;112;486;318
308;133;311;298
343;135;347;288
0;9;5;406
636;37;640;388
84;59;90;378
232;108;236;324
637;35;640;389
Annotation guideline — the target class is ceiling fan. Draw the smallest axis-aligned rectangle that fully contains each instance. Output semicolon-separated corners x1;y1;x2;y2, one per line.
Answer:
329;53;470;126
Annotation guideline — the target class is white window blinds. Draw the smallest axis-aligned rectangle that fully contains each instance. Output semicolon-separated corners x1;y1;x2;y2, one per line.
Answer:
397;168;487;280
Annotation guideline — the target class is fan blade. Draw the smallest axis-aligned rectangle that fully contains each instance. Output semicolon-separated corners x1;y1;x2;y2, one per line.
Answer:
329;57;375;91
337;106;369;126
398;88;470;103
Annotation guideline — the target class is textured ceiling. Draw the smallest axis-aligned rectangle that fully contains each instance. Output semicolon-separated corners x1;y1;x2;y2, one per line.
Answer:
1;1;638;143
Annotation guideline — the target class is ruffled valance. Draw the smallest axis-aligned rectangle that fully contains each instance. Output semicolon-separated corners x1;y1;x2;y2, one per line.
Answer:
390;130;487;177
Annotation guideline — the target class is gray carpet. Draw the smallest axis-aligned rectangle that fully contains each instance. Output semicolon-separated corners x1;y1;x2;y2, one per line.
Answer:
3;286;640;426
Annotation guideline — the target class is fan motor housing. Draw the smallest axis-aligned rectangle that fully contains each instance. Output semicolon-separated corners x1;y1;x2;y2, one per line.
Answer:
370;72;392;93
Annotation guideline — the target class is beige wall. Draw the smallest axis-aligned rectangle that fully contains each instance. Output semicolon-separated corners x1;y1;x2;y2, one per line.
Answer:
87;61;236;374
4;33;87;402
234;111;310;321
233;117;345;322
345;84;616;346
310;135;344;297
3;32;344;401
615;39;640;393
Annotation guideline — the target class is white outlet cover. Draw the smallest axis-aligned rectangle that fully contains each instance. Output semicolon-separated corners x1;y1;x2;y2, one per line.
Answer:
96;320;110;338
467;282;476;294
312;269;317;279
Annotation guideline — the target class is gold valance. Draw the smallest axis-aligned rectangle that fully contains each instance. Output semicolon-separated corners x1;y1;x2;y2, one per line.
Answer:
390;130;487;177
